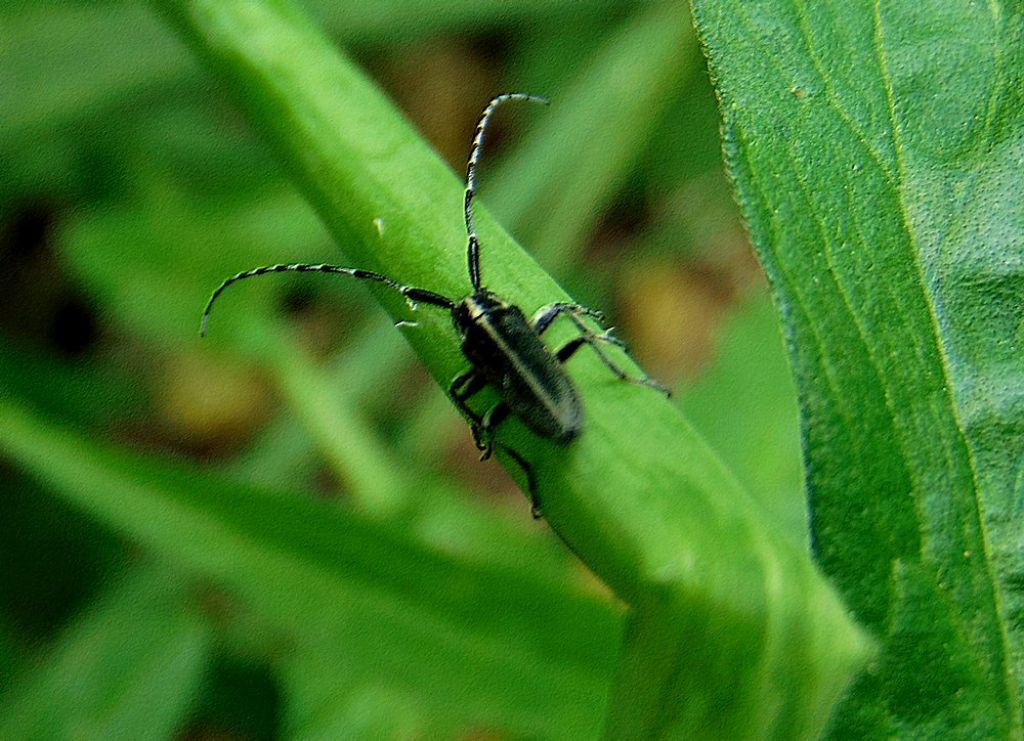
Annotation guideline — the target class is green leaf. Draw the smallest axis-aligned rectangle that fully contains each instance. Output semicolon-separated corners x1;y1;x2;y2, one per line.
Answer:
680;294;805;542
0;339;147;429
148;0;870;736
0;564;209;741
0;396;620;738
691;0;1024;734
60;159;586;579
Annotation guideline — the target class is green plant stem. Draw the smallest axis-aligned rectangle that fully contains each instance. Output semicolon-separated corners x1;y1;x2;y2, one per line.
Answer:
152;0;871;736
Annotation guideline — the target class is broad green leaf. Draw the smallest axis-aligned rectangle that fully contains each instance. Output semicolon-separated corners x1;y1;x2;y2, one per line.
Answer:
0;564;209;741
150;0;870;737
691;0;1024;734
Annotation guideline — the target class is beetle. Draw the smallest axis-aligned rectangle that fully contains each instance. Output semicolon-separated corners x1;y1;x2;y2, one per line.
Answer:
200;93;668;515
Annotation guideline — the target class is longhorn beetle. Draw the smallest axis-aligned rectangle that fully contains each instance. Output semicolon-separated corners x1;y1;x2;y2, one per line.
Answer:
200;93;669;516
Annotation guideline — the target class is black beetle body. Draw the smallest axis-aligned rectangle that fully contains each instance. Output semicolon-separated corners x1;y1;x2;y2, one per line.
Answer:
454;290;581;442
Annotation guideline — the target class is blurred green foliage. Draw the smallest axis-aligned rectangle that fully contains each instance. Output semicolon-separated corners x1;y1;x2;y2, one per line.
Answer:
0;1;811;738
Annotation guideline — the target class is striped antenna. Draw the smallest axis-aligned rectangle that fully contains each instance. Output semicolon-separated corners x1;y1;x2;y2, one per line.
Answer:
199;263;453;336
464;93;549;291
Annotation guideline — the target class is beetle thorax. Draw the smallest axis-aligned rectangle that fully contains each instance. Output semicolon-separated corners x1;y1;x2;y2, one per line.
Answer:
452;290;509;338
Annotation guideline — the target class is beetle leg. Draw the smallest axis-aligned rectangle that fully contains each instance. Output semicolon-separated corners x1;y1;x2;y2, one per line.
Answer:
448;369;488;429
464;402;541;517
555;325;672;396
531;302;606;336
496;444;541;518
535;303;671;396
475;403;512;460
449;367;482;399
